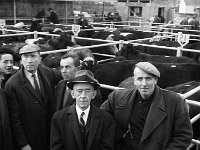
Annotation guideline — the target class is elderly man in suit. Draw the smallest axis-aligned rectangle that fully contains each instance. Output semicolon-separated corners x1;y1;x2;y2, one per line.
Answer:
101;61;193;150
51;70;115;150
4;44;61;150
55;53;102;111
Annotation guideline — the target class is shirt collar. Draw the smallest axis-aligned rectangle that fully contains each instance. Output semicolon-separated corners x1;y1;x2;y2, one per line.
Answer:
24;69;38;79
76;104;90;120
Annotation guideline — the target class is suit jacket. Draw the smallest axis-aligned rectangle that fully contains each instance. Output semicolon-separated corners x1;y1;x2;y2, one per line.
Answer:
50;104;115;150
4;65;61;150
0;89;13;150
101;86;193;150
55;80;102;111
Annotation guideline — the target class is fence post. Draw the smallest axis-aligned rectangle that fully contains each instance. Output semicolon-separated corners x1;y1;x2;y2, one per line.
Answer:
176;46;183;57
119;40;124;50
34;31;38;39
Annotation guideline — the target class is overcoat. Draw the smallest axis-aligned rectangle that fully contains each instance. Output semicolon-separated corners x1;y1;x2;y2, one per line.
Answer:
55;80;102;110
4;65;61;150
101;86;193;150
50;104;115;150
0;89;13;150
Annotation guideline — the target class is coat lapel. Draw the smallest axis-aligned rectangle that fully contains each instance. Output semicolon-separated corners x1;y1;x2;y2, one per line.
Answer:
141;86;167;142
19;68;42;103
67;105;84;150
116;88;137;130
87;106;101;150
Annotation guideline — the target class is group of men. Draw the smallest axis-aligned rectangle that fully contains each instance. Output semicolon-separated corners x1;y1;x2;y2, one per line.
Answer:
0;43;193;150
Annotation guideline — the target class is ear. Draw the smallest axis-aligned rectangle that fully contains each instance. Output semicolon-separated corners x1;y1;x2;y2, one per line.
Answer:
70;90;76;99
91;90;97;99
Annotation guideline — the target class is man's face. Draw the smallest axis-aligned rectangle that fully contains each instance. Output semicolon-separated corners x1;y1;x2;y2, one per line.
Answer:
133;67;157;99
60;57;78;80
21;52;41;74
0;54;14;74
71;83;96;111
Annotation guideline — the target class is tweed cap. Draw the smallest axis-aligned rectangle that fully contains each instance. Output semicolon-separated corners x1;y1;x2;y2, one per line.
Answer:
0;47;14;55
135;62;160;78
19;44;40;55
67;70;100;90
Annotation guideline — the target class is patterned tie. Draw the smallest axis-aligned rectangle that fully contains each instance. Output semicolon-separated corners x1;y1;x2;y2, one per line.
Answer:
80;112;85;127
32;74;41;96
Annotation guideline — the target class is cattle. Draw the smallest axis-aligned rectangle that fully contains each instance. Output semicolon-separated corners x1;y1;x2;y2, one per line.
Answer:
94;60;200;101
116;44;198;63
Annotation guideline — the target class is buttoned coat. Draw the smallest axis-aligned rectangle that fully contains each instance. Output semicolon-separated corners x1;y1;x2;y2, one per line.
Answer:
4;65;61;150
50;104;115;150
55;80;102;111
101;86;193;150
0;89;13;150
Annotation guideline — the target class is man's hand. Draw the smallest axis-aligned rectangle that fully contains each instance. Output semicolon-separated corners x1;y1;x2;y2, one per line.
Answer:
21;144;31;150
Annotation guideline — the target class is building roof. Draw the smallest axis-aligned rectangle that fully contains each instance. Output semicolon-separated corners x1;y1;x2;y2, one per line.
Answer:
184;0;200;6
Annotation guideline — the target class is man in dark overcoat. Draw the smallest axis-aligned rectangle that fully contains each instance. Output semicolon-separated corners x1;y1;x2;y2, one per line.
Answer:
51;70;115;150
0;67;13;150
101;61;193;150
55;53;102;111
4;44;61;150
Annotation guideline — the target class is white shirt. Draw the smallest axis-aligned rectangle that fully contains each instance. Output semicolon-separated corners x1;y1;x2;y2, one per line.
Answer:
76;104;90;125
24;70;40;89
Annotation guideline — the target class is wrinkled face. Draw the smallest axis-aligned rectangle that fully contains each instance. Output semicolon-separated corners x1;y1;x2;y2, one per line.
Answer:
21;52;41;74
0;54;14;74
60;57;78;80
71;83;96;111
133;67;157;99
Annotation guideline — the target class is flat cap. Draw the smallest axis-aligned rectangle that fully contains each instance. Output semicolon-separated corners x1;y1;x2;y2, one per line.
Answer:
19;44;40;55
0;47;14;55
135;62;160;78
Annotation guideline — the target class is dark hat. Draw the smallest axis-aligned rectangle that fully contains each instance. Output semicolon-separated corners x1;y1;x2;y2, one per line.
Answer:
67;70;100;90
0;47;14;55
19;44;40;55
135;62;160;78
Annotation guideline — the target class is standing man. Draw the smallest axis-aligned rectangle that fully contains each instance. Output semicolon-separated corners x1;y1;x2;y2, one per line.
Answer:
4;44;61;150
0;67;13;150
101;62;193;150
47;8;59;24
51;70;115;150
56;53;102;111
0;47;16;88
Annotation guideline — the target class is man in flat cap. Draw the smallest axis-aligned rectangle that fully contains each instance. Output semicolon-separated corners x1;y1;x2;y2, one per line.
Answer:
4;44;62;150
101;61;193;150
51;70;115;150
0;47;16;88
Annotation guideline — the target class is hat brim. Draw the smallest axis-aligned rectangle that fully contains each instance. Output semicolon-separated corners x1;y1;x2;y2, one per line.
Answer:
67;81;100;90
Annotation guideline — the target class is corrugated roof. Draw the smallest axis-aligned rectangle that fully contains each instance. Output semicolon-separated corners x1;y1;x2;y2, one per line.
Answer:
184;0;200;6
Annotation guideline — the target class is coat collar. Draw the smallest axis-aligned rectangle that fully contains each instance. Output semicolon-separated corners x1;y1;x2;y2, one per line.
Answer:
141;86;167;142
65;104;102;150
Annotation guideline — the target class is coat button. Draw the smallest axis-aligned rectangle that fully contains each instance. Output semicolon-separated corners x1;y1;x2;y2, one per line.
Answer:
35;101;39;104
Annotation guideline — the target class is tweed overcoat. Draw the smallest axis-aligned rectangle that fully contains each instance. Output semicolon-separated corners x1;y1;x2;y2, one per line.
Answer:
55;80;102;110
101;86;193;150
4;65;61;150
0;89;13;150
50;104;115;150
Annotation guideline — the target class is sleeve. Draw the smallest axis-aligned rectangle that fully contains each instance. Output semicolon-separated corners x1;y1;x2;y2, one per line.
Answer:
100;113;115;150
4;84;28;148
166;98;193;150
50;113;64;150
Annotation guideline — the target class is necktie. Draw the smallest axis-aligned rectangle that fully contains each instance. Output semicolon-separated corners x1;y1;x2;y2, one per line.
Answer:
80;112;85;127
32;74;41;96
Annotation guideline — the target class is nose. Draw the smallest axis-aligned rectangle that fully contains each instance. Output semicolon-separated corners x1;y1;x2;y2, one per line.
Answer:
7;61;13;67
80;91;86;97
141;79;147;86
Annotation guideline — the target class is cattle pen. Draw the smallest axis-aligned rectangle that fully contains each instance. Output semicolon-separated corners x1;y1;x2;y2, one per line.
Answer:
1;22;200;149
